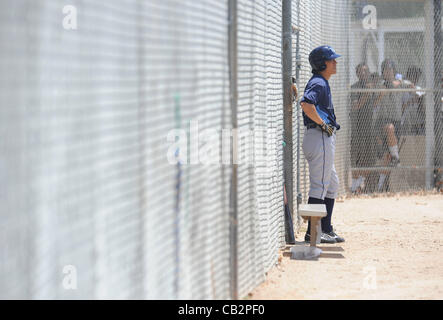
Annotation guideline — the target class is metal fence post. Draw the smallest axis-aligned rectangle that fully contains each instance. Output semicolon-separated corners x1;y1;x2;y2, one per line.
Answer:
434;0;443;172
425;0;435;189
282;0;293;239
344;1;352;194
294;0;302;220
228;0;238;301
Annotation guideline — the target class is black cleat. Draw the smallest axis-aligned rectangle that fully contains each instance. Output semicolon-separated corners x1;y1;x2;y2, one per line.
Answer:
326;230;345;243
304;232;337;244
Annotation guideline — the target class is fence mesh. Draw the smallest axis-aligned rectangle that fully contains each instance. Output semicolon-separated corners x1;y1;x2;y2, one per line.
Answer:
346;0;442;195
0;0;232;300
236;0;285;299
0;0;441;300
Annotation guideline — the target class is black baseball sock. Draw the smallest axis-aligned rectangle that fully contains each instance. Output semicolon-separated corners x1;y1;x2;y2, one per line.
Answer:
322;197;335;233
306;197;324;235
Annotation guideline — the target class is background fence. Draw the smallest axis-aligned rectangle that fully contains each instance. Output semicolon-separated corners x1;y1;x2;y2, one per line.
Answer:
0;0;441;299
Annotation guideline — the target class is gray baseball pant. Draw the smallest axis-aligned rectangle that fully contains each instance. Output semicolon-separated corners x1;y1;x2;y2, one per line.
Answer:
302;127;339;200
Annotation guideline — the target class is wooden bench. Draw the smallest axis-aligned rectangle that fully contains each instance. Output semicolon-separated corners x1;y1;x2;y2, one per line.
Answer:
298;204;327;248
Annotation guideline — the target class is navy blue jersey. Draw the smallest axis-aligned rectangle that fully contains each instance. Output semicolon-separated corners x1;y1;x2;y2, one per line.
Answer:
300;74;339;129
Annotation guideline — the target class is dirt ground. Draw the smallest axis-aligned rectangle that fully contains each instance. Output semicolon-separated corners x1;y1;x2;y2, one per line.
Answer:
248;192;443;300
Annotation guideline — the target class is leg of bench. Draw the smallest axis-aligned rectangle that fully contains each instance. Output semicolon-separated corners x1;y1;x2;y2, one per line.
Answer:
310;217;319;247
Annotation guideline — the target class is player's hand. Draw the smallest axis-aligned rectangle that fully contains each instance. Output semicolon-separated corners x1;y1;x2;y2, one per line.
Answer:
320;121;334;137
292;78;298;101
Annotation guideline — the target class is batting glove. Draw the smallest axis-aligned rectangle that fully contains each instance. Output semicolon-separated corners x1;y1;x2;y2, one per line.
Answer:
320;121;334;137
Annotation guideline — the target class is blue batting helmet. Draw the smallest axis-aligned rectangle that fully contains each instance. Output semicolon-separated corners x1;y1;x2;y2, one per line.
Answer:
309;45;341;73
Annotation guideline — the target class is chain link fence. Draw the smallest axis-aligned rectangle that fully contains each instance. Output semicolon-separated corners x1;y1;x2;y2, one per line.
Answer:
236;0;285;299
0;0;441;300
0;0;233;300
345;0;443;195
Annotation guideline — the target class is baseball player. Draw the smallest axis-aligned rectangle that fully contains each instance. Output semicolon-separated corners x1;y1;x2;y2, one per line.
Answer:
300;45;345;243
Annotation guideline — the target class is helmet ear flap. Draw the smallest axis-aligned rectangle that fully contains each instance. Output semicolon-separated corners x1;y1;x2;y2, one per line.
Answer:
309;55;327;73
317;63;327;72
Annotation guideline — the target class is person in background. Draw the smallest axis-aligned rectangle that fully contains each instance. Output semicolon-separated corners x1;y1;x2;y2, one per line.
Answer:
350;63;376;193
372;59;412;191
373;59;403;167
401;66;424;135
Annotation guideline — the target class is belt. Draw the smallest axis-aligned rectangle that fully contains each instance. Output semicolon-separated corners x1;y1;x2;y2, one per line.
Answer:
306;123;337;133
306;123;320;130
